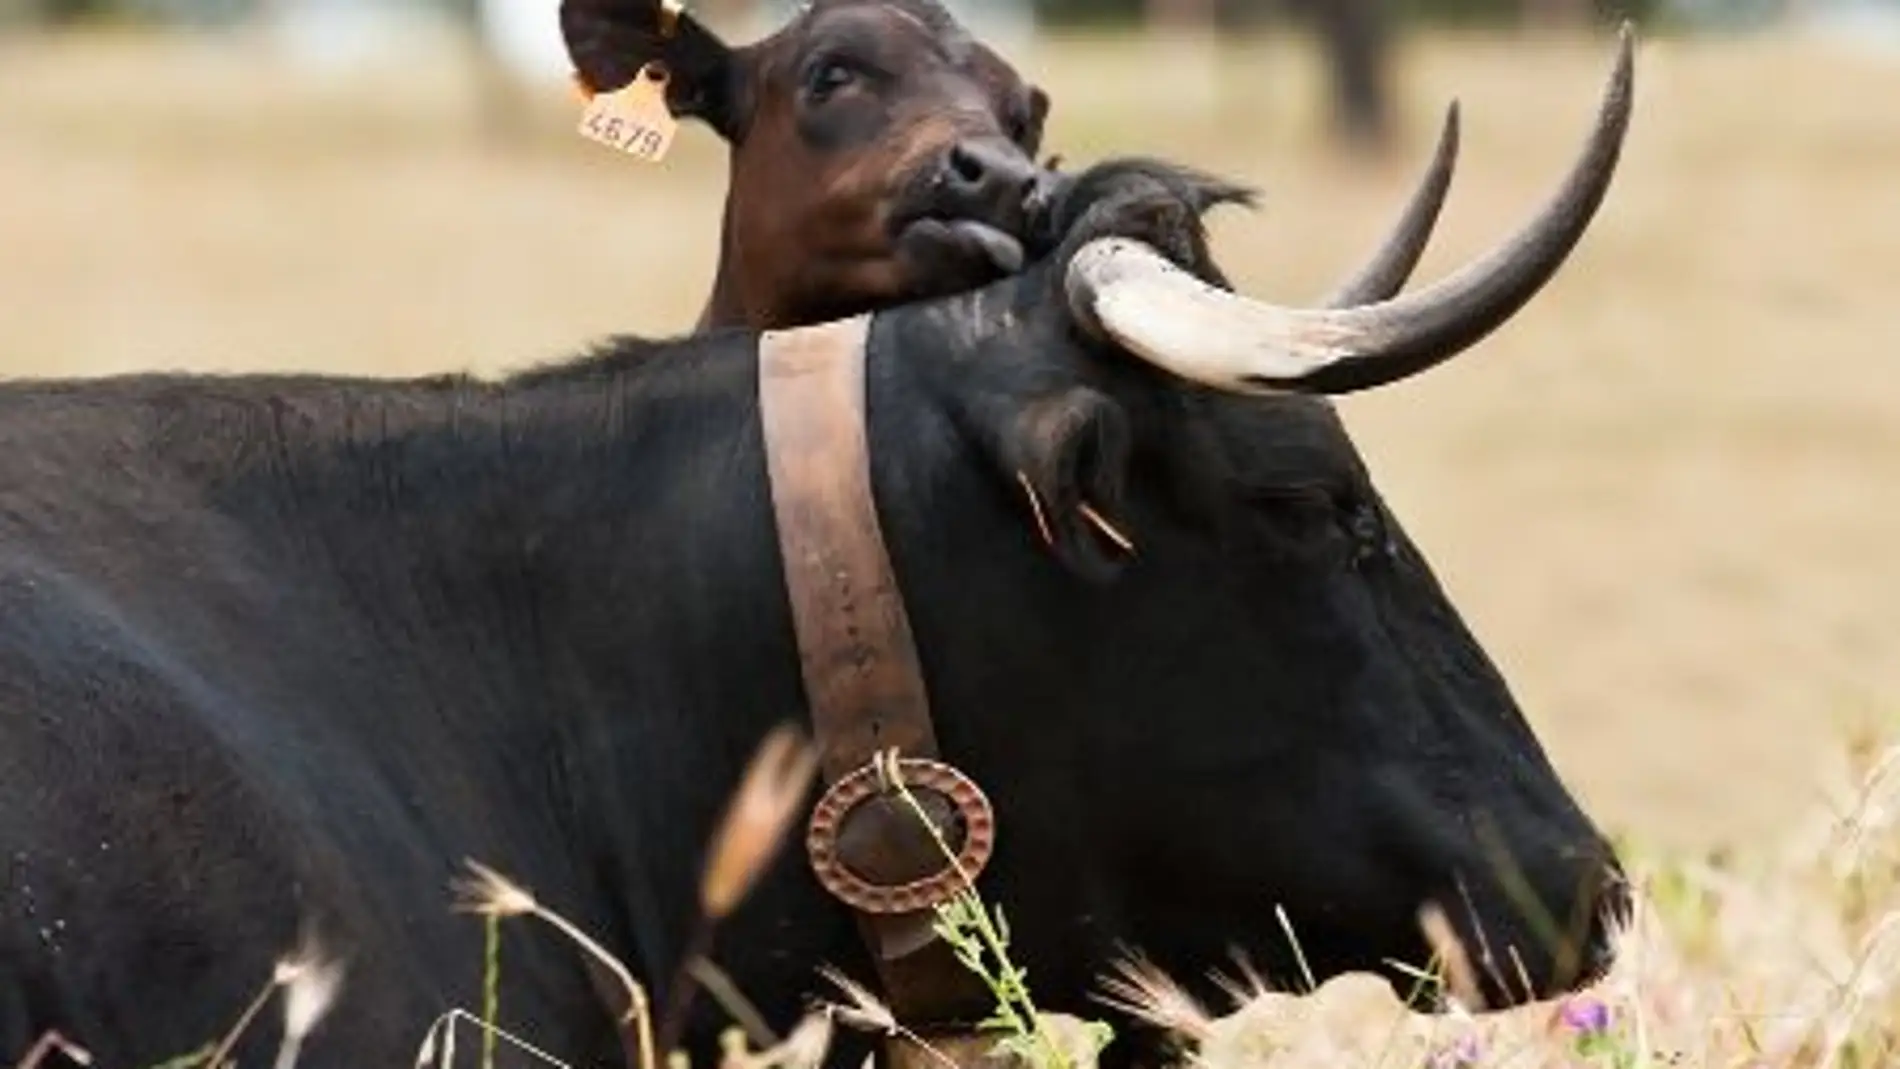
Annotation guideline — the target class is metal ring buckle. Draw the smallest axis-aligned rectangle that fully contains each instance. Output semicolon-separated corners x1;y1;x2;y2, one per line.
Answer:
805;757;996;915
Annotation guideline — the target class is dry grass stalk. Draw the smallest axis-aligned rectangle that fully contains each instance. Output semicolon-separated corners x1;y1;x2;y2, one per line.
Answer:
1206;956;1273;1011
660;726;820;1058
10;1032;92;1069
1016;472;1056;548
815;966;960;1069
193;978;275;1069
717;1013;834;1069
688;957;781;1052
1417;902;1486;1013
453;860;657;1069
271;938;346;1069
1076;504;1134;555
700;725;820;923
195;934;342;1069
414;1008;576;1069
1094;954;1216;1042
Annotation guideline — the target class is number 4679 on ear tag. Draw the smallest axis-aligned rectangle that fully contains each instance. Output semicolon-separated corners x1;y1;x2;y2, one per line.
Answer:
577;64;678;163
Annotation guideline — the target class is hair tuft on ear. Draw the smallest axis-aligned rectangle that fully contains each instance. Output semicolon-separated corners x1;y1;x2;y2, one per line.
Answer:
1000;387;1136;584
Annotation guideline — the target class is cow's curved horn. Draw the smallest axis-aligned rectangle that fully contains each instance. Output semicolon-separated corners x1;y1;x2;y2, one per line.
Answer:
1065;23;1634;397
1322;101;1461;308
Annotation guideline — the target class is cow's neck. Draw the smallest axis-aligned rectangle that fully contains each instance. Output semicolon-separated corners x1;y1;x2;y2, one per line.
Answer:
695;189;752;331
459;334;1056;1045
244;323;1113;1047
213;343;817;999
694;190;858;332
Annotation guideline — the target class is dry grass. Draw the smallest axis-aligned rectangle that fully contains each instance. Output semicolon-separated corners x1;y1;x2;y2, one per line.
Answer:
1098;724;1900;1068
1;20;1898;1069
426;725;1900;1069
19;724;1892;1069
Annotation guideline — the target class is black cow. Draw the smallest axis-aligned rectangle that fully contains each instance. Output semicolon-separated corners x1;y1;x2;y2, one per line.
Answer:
0;30;1635;1069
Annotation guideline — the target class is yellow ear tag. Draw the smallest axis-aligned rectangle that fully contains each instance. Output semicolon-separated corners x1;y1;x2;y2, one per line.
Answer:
577;64;678;163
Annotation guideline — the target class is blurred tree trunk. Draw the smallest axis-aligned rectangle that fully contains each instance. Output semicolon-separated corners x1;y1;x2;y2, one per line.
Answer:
443;0;532;145
693;0;766;35
1235;0;1394;155
1145;0;1216;30
0;0;103;23
1313;0;1391;153
1519;0;1592;31
1145;0;1221;114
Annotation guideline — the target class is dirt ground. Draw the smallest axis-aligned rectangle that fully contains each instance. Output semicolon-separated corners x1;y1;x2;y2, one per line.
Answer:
0;25;1893;853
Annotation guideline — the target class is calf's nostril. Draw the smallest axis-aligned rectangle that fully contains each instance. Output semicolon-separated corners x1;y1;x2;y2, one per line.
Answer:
947;144;987;187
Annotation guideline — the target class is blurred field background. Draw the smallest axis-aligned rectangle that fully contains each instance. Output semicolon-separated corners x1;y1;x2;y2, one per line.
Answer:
2;0;1899;1064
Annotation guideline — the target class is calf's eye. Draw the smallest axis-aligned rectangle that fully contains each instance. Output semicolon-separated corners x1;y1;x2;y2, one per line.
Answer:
807;61;858;100
1002;105;1029;145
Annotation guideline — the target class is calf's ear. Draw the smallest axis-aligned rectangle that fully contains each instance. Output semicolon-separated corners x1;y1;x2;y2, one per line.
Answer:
1022;85;1051;156
562;0;744;140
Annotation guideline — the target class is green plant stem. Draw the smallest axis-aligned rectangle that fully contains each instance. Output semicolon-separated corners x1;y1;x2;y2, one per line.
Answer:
886;771;1070;1069
482;913;501;1069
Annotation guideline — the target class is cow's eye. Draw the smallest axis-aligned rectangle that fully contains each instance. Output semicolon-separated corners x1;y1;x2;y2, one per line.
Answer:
806;60;859;100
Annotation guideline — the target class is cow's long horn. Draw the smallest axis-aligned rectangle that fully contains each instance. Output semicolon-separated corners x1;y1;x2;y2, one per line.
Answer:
1322;101;1460;308
1065;23;1634;397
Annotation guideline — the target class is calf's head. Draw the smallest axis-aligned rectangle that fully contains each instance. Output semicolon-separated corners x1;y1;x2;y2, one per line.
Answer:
864;29;1638;1018
562;0;1051;330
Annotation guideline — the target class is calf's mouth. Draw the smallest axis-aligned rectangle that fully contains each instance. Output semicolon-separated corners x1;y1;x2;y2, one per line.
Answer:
886;140;1055;287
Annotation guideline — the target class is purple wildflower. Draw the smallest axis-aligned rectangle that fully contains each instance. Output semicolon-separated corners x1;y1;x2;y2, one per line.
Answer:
1560;996;1612;1036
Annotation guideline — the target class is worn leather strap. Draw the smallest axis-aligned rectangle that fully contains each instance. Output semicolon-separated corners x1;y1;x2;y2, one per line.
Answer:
757;315;996;1044
758;315;940;777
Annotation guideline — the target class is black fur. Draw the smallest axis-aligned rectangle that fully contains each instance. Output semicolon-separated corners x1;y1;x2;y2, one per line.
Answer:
0;160;1622;1069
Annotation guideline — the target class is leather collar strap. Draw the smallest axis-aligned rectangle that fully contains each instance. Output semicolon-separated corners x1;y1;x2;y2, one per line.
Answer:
757;315;1001;1051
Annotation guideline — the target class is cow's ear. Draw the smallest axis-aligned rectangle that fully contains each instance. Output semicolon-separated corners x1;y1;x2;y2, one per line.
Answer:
562;0;744;141
996;386;1135;584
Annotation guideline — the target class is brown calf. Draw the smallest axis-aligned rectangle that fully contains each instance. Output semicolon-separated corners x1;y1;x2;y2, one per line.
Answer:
562;0;1053;331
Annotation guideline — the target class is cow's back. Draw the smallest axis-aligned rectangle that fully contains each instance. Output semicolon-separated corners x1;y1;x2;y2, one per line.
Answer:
0;378;629;1067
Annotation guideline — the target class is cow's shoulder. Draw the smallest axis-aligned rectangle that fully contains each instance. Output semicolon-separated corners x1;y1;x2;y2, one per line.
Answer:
0;548;318;1052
